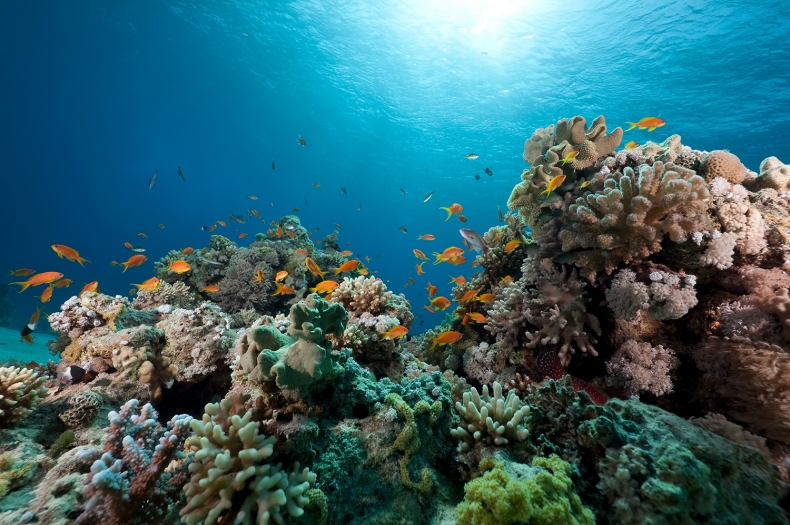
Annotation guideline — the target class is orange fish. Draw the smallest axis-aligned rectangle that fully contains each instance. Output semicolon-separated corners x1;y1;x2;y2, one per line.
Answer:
29;305;45;325
37;285;54;303
168;260;191;274
80;281;99;296
132;277;160;292
462;312;486;325
275;271;289;282
413;249;428;261
364;256;371;263
447;256;467;266
560;151;579;166
430;296;451;311
277;225;284;238
209;224;217;232
340;250;353;256
285;230;297;239
249;209;260;218
439;203;463;221
8;268;35;276
218;220;227;227
201;285;219;293
457;214;467;223
121;255;148;272
305;257;326;278
423;305;435;313
182;247;194;255
417;234;436;241
382;325;408;340
625;116;666;132
358;266;369;276
624;141;638;150
22;334;33;345
52;278;72;288
252;269;265;283
331;260;360;275
501;275;514;284
426;282;437;298
310;280;340;294
295;249;309;256
51;244;90;266
124;242;134;250
238;232;248;239
476;293;495;303
11;271;64;292
470;259;481;269
271;282;295;296
540;175;566;199
431;331;462;349
433;246;465;265
449;275;466;286
457;289;478;303
416;262;425;276
504;240;521;253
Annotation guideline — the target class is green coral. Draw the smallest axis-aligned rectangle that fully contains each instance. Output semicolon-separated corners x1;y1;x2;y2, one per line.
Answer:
237;294;348;389
456;455;595;525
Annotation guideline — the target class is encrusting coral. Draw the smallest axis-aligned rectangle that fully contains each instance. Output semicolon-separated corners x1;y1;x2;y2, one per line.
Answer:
75;399;192;525
0;366;48;427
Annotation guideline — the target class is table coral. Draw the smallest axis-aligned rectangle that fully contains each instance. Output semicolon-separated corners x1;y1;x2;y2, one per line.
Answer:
180;393;316;525
76;399;192;525
455;455;595;525
0;366;48;427
558;161;712;280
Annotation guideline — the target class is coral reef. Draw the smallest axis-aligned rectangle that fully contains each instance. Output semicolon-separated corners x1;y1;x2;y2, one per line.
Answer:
0;366;47;427
605;339;678;397
754;156;790;192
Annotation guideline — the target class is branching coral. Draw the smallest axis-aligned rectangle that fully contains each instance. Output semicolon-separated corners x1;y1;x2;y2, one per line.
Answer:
486;262;600;366
212;248;275;313
558;161;712;280
455;455;595;525
606;339;678;397
180;393;316;525
450;382;530;453
605;267;698;321
0;366;48;427
130;280;197;310
76;399;192;525
693;335;790;442
708;176;766;256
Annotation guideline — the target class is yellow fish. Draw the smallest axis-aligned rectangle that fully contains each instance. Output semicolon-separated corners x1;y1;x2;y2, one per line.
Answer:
560;151;579;166
540;174;566;199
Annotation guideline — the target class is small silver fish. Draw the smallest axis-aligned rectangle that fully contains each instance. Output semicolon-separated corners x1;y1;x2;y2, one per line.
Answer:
423;191;435;203
200;258;224;266
399;225;408;233
463;153;479;161
401;188;407;194
148;170;158;189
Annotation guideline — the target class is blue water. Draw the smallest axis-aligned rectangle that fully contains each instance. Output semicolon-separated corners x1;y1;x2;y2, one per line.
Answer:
2;0;789;332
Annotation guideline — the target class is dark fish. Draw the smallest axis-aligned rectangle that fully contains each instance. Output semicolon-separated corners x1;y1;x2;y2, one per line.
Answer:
148;170;158;189
272;161;276;170
201;226;209;231
341;187;347;194
399;225;408;233
298;135;306;147
401;188;407;194
178;166;185;182
420;320;424;325
69;365;86;382
293;207;300;212
334;222;341;230
423;190;435;203
525;243;540;256
485;168;493;176
408;276;415;286
498;206;503;222
475;174;480;180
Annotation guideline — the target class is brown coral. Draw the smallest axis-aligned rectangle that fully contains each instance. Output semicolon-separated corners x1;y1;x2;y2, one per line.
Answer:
558;161;713;280
693;336;790;443
700;150;748;184
754;156;790;192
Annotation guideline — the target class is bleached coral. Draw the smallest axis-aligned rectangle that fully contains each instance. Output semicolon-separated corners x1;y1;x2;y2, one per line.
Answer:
693;336;790;442
450;381;530;453
708;177;766;255
180;394;316;525
0;366;48;427
558;161;712;280
462;342;497;386
130;280;197;310
605;268;698;321
606;340;679;397
699;232;738;269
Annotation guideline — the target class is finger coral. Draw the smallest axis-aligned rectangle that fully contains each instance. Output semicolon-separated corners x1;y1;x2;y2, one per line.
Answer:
180;393;316;525
450;381;530;453
76;399;193;525
0;366;48;427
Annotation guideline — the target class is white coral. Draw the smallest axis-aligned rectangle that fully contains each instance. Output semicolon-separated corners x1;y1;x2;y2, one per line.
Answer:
606;340;679;397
